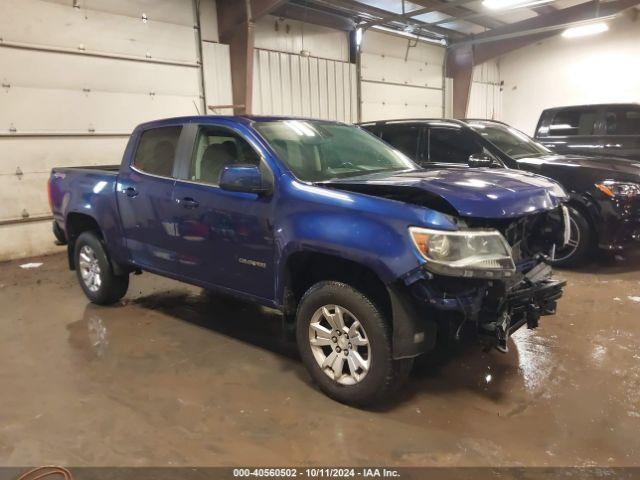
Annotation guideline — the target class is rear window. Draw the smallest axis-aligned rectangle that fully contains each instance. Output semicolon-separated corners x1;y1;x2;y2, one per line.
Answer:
132;126;182;177
549;109;598;136
604;108;640;135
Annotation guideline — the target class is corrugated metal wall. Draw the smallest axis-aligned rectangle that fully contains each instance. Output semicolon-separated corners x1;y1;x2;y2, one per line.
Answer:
360;30;445;121
251;15;356;122
252;49;357;122
0;0;231;260
466;60;503;120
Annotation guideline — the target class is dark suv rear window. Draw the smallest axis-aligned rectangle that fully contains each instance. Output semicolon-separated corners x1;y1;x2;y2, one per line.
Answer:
133;126;182;177
549;109;598;136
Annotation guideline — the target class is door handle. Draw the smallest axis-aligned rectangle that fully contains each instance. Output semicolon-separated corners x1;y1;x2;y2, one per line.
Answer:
177;197;200;209
123;186;138;197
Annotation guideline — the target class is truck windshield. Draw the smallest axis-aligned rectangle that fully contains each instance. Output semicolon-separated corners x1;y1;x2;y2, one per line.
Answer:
254;120;418;181
469;122;551;159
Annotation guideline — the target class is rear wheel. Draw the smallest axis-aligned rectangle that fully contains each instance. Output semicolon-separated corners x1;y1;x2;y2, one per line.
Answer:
551;206;592;268
296;281;412;407
75;231;129;305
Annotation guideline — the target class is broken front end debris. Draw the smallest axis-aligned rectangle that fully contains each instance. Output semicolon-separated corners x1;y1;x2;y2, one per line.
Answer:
402;206;568;353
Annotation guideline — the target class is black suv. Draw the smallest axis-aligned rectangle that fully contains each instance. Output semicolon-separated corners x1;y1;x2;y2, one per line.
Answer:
361;119;640;267
535;103;640;160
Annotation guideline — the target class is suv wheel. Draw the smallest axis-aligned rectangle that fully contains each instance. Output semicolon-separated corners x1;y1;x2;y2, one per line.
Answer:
296;281;412;406
551;206;592;268
75;231;129;305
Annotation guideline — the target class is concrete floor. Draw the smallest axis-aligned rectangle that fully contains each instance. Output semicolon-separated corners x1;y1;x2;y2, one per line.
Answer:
0;252;639;467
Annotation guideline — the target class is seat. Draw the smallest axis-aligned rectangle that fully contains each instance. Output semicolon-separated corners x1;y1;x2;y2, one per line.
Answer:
200;144;235;184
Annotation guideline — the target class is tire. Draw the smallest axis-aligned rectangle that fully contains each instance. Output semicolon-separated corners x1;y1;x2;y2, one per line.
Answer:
296;281;413;407
74;231;129;305
52;221;67;245
550;206;592;268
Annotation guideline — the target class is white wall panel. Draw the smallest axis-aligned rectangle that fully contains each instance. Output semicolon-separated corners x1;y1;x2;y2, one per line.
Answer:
360;53;443;89
2;0;199;64
43;0;197;26
0;0;206;260
466;60;503;120
0;173;53;221
253;49;357;123
202;42;233;114
0;48;201;97
0;137;128;176
254;15;349;62
361;82;444;120
2;87;199;133
199;0;220;42
360;30;445;121
498;15;640;135
0;221;66;262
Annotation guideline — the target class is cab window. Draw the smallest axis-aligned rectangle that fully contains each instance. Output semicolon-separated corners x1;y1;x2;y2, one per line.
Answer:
189;127;261;186
132;126;182;177
549;109;598;136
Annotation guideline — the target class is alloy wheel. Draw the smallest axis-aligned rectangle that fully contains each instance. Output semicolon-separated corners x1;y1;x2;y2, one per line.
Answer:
78;245;102;292
555;216;580;262
308;304;371;386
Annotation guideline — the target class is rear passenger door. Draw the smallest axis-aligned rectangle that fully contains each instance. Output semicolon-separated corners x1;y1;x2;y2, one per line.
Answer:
117;125;187;273
377;124;423;163
601;106;640;159
537;107;602;156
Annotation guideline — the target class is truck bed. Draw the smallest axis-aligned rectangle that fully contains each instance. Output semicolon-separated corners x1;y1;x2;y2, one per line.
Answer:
53;164;120;174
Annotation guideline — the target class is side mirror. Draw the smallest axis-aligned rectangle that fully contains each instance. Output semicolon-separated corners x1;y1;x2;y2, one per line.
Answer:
219;164;270;195
468;153;497;168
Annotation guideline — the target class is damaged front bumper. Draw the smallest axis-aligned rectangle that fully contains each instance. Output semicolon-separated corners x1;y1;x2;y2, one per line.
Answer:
389;261;565;358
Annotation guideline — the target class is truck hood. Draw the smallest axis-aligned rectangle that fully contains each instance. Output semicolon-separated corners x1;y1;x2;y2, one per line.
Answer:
517;154;640;181
322;168;567;219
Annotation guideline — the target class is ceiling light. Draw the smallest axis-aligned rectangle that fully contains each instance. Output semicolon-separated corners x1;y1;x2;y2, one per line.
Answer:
561;22;609;38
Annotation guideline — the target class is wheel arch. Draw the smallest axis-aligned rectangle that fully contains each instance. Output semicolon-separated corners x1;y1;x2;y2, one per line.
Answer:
65;212;128;275
566;193;599;245
280;250;434;360
65;212;102;270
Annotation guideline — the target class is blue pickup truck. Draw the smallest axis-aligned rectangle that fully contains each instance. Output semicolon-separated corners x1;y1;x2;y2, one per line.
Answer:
48;116;568;406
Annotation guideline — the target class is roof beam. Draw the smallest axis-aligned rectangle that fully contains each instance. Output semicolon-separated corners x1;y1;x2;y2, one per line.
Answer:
217;0;289;114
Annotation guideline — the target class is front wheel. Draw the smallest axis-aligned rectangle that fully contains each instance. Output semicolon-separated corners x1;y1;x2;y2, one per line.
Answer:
75;231;129;305
296;281;412;407
551;206;592;268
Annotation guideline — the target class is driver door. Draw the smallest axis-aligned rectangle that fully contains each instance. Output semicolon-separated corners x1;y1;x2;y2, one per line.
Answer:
171;124;276;301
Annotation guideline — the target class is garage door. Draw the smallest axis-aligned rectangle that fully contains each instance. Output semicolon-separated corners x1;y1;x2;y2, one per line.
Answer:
0;0;212;260
360;30;445;121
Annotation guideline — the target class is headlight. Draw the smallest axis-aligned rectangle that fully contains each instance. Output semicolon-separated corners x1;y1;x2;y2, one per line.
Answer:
409;227;516;278
595;181;640;198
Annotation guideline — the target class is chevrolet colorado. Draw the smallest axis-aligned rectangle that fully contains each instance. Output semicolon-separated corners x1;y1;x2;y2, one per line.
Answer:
49;116;568;406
